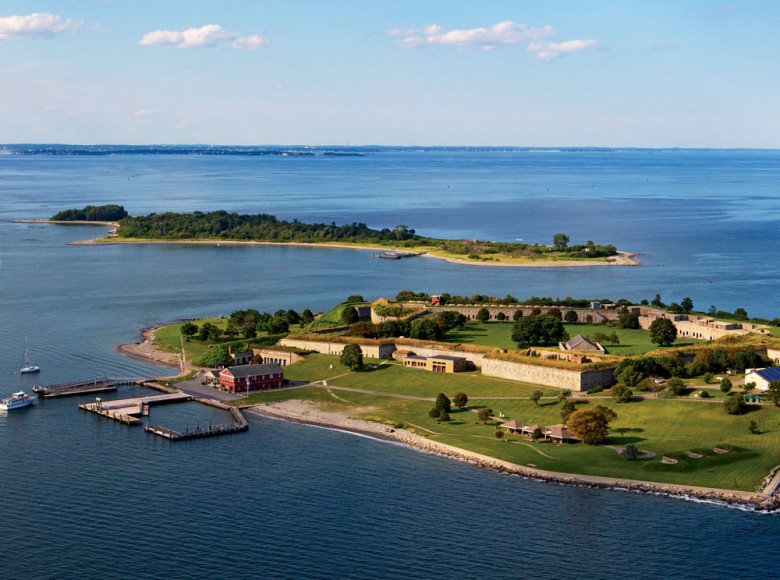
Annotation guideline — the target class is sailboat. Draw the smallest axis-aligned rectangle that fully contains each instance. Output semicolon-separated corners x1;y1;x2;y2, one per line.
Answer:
20;339;40;374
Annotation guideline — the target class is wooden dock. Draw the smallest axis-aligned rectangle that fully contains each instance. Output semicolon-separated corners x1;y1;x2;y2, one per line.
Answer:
79;392;192;425
145;407;248;441
34;377;137;399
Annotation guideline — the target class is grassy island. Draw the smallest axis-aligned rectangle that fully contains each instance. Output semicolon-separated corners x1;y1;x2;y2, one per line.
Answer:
52;207;634;266
132;292;780;507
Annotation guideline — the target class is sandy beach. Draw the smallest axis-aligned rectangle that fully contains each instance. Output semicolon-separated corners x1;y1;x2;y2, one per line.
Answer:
249;399;779;511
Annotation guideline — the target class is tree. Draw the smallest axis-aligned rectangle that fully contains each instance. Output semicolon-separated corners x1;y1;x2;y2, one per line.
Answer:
285;309;302;325
512;310;524;322
477;408;492;425
607;332;620;347
723;394;747;415
529;390;543;406
649;317;677;347
666;377;686;396
476;307;490;323
566;405;617;445
552;233;570;252
495;429;505;440
301;309;315;325
617;308;640;329
434;393;452;414
438;411;451;422
558;388;572;403
615;359;644;387
612;384;633;403
651;294;664;308
560;400;577;421
511;314;568;348
564;310;579;324
720;377;732;394
452;392;469;408
198;322;220;342
767;380;780;406
180;321;198;338
623;443;639;460
680;297;694;314
265;315;289;335
341;306;360;325
410;318;443;341
733;307;749;321
340;344;363;371
495;312;506;321
749;420;760;435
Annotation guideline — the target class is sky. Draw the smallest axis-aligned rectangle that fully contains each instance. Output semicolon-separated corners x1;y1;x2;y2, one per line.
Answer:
1;0;779;147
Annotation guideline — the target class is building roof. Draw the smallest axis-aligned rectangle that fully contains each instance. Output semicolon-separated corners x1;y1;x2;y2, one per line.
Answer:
561;335;603;352
501;420;527;430
429;355;467;362
545;424;579;441
403;355;428;361
221;363;283;378
753;367;780;382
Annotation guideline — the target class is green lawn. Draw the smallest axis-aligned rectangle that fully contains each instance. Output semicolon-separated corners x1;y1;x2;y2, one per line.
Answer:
155;318;228;360
442;321;700;356
247;382;780;491
237;351;780;491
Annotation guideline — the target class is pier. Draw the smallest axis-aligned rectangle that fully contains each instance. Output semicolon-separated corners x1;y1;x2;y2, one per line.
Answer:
79;392;192;425
145;407;248;441
372;250;421;260
34;377;138;398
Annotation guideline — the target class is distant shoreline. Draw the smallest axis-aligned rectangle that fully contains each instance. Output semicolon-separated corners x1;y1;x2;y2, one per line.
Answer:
15;219;640;269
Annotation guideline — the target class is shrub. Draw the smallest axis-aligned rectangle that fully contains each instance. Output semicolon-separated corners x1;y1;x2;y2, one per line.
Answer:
612;384;634;403
494;429;504;440
666;377;686;396
586;386;604;396
702;371;714;384
623;443;639;460
723;394;747;415
720;377;732;394
699;390;712;399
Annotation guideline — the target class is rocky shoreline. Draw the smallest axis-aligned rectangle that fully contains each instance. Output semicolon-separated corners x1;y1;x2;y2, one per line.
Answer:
249;400;780;512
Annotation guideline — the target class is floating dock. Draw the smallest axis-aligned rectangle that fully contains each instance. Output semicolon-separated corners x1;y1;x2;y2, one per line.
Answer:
372;250;421;260
34;377;137;399
145;407;248;441
79;392;192;425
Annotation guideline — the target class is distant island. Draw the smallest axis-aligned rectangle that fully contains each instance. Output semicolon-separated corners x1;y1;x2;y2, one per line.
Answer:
49;205;636;268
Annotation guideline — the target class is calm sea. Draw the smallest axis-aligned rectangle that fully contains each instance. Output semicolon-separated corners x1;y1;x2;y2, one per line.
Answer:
1;149;779;579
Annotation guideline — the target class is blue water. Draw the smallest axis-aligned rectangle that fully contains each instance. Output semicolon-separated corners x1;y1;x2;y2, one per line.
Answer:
1;149;779;578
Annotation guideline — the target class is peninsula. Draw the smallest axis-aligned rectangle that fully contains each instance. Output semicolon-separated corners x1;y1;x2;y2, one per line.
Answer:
118;292;780;510
44;205;638;267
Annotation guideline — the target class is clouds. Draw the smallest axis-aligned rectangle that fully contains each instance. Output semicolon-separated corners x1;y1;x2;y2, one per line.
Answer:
138;24;265;50
527;39;598;62
388;19;596;60
0;12;81;39
388;21;553;50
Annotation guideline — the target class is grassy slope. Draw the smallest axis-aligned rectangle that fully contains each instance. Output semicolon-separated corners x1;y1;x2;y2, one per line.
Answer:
241;353;780;491
442;321;700;356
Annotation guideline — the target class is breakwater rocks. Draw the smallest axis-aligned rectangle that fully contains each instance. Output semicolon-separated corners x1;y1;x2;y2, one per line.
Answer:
250;400;780;512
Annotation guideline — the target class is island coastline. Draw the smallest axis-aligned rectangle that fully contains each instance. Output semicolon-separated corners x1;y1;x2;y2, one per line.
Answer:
248;399;779;512
115;327;778;511
16;219;641;268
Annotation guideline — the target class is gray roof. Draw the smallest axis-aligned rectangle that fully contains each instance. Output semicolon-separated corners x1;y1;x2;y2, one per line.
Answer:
563;335;602;352
429;355;467;362
222;363;283;378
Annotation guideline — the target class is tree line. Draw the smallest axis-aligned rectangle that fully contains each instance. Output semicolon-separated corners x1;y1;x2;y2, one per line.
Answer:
51;204;129;222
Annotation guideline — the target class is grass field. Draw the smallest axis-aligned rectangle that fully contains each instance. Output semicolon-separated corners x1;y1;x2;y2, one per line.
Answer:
241;352;780;491
442;321;700;356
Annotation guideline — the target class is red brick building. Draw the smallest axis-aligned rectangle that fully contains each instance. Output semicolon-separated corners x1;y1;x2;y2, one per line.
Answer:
218;363;284;393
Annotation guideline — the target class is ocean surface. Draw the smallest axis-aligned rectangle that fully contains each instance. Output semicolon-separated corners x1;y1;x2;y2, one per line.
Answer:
1;148;779;579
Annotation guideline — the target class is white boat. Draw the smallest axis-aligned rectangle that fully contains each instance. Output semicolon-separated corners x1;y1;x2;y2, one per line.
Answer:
0;391;34;410
20;339;40;374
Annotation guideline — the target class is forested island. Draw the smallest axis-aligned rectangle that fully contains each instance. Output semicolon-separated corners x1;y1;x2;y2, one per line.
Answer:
51;205;628;266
